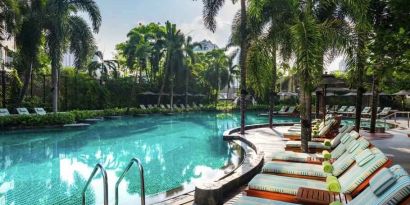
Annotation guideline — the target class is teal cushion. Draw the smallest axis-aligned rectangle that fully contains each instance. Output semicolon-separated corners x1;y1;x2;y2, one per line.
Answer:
341;133;351;144
348;141;360;153
355;149;375;167
369;168;397;196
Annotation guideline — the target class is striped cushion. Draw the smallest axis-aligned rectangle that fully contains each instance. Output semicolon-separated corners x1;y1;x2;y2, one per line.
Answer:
331;126;354;148
369;168;397;196
285;141;330;149
248;174;327;195
338;148;388;193
271;152;310;162
262;161;329;177
331;143;347;159
332;138;370;176
355;149;375;167
233;196;301;205
350;165;410;205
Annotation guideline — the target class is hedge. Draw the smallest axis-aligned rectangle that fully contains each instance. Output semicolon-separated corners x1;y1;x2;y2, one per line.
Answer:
0;112;75;128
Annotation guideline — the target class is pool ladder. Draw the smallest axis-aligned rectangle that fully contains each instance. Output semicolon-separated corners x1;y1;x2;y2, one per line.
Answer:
81;158;145;205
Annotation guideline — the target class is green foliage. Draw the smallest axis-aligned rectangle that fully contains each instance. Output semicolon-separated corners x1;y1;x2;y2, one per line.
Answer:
0;112;75;128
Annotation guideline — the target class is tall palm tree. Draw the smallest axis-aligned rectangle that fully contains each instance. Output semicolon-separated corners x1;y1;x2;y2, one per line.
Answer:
226;49;239;108
201;0;248;134
205;49;229;105
44;0;101;112
183;36;201;105
157;21;185;108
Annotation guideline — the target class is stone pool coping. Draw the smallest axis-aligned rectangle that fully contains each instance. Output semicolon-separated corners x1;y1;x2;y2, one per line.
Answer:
193;122;296;205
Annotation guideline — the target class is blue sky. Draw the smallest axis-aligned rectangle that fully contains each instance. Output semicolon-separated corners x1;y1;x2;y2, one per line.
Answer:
87;0;239;59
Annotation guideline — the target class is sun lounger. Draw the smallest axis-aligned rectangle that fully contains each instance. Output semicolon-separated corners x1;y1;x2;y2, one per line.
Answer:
277;106;288;113
283;118;339;141
16;108;30;115
139;105;147;110
34;108;47;115
278;106;295;115
264;137;371;179
236;165;410;205
166;104;171;109
274;131;361;164
284;126;355;153
180;104;186;109
0;108;10;116
186;104;191;109
341;106;355;115
329;105;339;113
246;147;392;202
199;104;204;108
378;107;391;116
147;104;154;109
337;106;347;113
361;107;371;115
173;104;178;109
192;103;198;108
160;104;166;109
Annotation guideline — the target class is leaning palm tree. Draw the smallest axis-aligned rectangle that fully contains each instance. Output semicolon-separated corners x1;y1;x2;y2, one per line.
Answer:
44;0;101;112
201;0;248;134
183;36;201;105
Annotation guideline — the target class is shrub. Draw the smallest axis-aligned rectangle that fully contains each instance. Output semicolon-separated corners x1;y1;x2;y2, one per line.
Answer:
0;112;75;128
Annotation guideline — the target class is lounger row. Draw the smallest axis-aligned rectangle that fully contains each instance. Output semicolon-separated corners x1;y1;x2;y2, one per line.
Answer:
259;106;297;116
328;105;392;117
0;107;47;116
139;103;204;110
234;125;410;205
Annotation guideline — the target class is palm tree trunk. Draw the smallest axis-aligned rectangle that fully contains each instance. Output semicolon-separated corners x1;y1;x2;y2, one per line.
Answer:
269;46;277;128
185;67;188;105
300;85;310;153
370;75;379;133
157;66;169;106
355;33;366;131
17;62;33;106
239;0;248;135
170;76;174;110
51;62;59;112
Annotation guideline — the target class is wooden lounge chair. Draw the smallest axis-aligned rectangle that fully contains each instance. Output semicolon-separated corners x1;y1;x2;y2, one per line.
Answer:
283;118;339;141
235;165;410;205
278;107;294;115
341;106;355;116
378;107;391;117
361;107;371;115
199;104;204;108
192;103;198;108
180;104;186;109
34;108;47;115
160;104;166;109
277;106;288;114
337;106;347;113
173;104;178;109
283;126;355;154
245;147;393;202
147;104;154;109
186;104;191;109
329;105;339;113
0;108;10;116
16;108;30;115
265;138;370;180
166;104;172;109
139;105;147;110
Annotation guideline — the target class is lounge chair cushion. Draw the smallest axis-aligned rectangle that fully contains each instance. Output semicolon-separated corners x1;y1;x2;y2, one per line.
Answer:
233;196;301;205
262;161;330;177
270;151;311;162
0;108;10;116
332;138;370;176
369;168;397;196
355;149;375;167
248;173;327;195
348;141;360;153
338;148;388;193
350;165;410;205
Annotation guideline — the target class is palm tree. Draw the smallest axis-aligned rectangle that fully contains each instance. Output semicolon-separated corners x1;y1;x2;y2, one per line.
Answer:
157;21;185;108
183;36;201;105
205;49;229;105
44;0;101;112
201;0;248;134
226;49;239;108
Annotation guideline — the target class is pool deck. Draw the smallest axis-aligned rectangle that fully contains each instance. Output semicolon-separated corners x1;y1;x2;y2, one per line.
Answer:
158;120;410;205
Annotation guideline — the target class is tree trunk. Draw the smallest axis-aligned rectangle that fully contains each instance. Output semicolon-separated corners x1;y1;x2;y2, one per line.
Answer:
17;62;33;106
370;75;379;133
157;66;169;106
51;63;59;112
239;0;248;135
300;86;310;153
306;92;312;141
269;46;277;129
355;33;366;131
170;76;174;110
185;67;188;106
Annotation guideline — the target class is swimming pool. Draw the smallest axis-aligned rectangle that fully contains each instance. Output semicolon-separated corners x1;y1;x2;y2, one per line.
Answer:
0;112;299;205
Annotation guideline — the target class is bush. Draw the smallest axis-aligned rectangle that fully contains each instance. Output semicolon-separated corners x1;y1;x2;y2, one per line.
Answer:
70;110;104;121
0;112;75;128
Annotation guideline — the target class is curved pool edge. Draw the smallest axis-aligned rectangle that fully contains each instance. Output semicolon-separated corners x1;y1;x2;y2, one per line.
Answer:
193;122;296;205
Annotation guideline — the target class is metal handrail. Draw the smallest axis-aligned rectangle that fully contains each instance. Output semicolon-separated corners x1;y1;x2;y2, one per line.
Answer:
115;158;145;205
82;163;109;205
382;111;410;128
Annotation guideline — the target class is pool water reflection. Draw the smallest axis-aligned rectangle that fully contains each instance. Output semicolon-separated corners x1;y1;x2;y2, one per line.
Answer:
0;112;298;205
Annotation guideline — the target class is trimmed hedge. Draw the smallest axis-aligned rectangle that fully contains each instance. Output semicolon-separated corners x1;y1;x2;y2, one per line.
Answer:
0;112;75;128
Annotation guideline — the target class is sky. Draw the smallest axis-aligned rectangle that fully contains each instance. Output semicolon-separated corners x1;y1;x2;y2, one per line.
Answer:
78;0;342;71
86;0;239;59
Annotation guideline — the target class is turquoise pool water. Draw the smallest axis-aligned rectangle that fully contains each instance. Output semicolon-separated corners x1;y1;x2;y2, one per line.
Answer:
0;112;299;205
